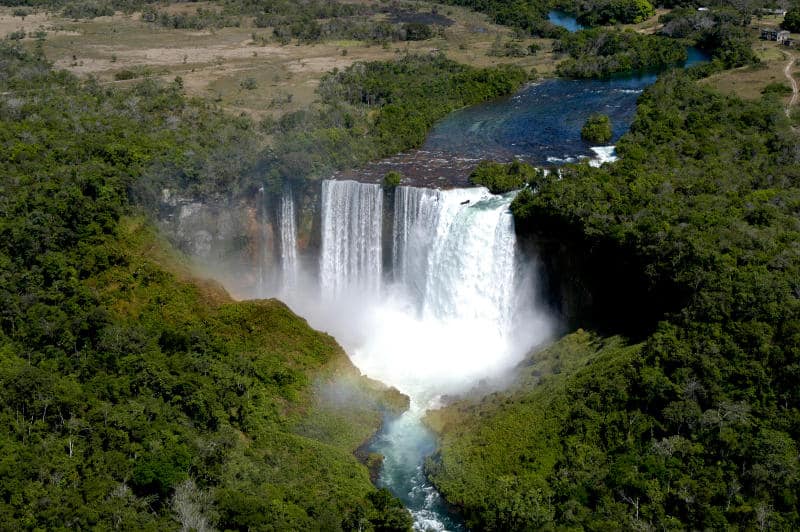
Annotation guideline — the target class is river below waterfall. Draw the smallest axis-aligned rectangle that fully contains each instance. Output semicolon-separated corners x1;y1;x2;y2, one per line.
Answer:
252;14;711;531
278;183;548;531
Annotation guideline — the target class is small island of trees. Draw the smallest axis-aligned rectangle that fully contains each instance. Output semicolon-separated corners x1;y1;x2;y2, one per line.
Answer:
581;113;613;143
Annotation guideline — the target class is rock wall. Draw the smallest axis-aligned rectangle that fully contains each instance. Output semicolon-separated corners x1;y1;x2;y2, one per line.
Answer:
157;181;325;298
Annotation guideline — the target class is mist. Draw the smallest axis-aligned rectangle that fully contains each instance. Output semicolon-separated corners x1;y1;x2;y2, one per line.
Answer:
256;181;553;408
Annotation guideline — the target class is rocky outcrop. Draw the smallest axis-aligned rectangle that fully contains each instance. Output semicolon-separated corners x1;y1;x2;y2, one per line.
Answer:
158;188;271;296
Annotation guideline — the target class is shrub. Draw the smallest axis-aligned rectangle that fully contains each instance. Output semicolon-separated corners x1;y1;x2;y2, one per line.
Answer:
62;1;114;20
762;82;792;95
382;171;402;188
403;22;434;41
6;29;26;41
114;67;152;81
469;160;538;193
581;113;612;143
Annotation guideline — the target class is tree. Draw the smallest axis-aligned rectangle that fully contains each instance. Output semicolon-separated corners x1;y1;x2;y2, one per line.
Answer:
581;113;613;143
781;5;800;32
383;171;402;188
578;0;656;26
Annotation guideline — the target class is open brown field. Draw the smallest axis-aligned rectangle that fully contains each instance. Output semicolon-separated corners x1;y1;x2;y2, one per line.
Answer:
0;2;555;122
4;3;795;122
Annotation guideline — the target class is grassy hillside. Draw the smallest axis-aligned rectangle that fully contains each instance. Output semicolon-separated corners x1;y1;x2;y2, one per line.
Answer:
428;69;800;529
0;42;412;530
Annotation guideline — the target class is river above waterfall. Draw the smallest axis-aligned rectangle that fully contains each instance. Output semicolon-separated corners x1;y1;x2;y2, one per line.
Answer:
335;36;708;188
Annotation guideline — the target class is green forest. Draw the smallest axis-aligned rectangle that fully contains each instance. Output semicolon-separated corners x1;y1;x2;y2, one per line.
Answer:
0;42;421;530
428;70;800;529
2;0;799;529
555;28;688;78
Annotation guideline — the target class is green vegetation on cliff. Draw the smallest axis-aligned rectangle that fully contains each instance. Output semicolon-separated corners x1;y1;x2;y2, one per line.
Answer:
0;43;411;530
429;72;800;529
469;160;540;194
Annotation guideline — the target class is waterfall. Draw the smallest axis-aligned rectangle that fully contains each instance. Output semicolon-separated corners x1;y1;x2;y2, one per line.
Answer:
265;181;548;532
392;186;519;332
365;185;536;532
279;189;298;292
320;180;383;299
257;188;271;298
392;186;441;301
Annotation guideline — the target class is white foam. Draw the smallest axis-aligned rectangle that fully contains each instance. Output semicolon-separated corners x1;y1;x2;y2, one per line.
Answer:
589;146;618;167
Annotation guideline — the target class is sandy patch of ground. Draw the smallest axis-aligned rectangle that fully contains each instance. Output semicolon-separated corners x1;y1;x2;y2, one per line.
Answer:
286;56;357;73
0;11;50;36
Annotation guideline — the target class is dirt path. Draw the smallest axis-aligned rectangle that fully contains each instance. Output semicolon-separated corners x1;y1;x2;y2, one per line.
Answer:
784;52;798;116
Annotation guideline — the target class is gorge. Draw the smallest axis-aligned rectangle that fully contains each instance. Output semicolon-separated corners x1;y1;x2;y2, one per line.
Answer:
154;34;713;529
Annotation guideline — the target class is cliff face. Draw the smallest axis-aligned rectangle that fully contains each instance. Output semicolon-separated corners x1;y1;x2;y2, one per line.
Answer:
157;188;269;296
157;182;608;343
160;181;638;339
516;226;683;340
157;181;328;298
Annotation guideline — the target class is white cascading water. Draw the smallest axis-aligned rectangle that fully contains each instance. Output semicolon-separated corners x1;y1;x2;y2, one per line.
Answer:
392;186;517;329
257;187;272;298
392;186;440;297
319;180;383;300
370;186;531;397
285;180;550;532
279;189;299;293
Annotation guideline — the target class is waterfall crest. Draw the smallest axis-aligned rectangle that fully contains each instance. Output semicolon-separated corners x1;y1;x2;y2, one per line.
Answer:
392;186;519;332
320;180;383;299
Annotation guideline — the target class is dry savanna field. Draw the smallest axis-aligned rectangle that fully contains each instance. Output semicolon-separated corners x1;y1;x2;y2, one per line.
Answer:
0;1;557;121
1;2;796;120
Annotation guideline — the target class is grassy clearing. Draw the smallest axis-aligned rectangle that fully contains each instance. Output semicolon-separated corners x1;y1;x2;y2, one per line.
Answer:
0;2;545;122
700;16;800;103
702;39;795;102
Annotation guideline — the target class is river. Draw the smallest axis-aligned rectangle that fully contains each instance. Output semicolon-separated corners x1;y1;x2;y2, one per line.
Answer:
271;12;709;531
